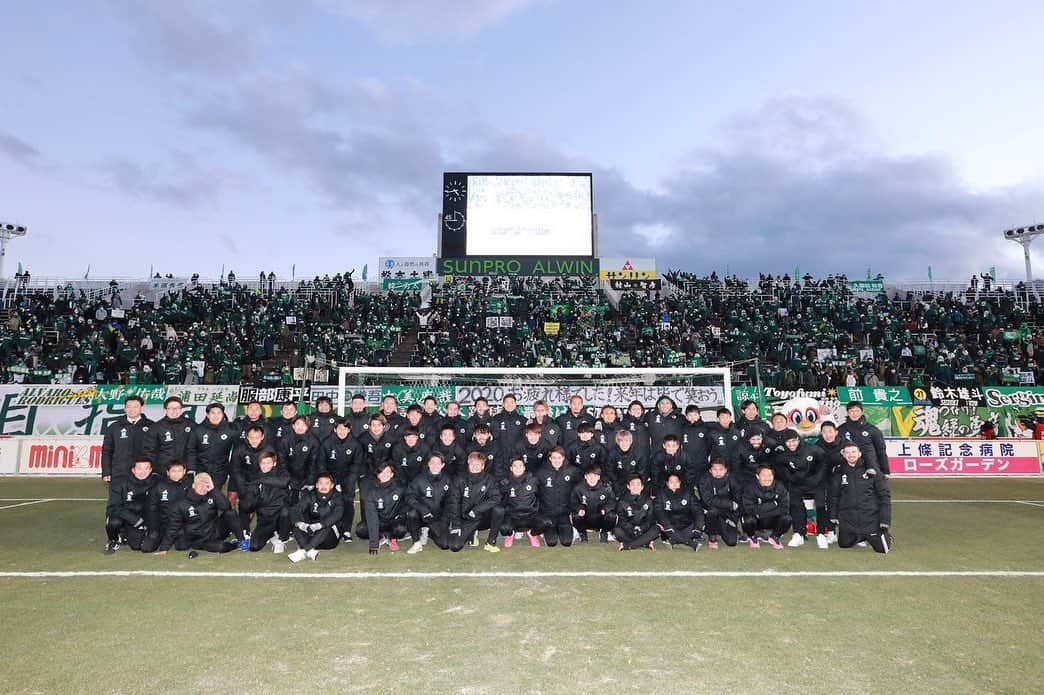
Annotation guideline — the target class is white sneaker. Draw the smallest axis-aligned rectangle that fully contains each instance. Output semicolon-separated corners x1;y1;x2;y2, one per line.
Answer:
572;527;580;542
825;530;837;545
787;534;805;548
418;527;429;545
816;534;829;549
305;548;319;561
378;536;389;547
606;532;616;542
856;541;868;548
272;538;286;554
288;549;307;563
407;541;425;554
514;532;524;540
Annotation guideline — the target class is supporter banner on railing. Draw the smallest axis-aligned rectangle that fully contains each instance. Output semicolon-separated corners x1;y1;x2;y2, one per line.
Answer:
16;435;105;476
379;256;436;291
886;438;1041;476
598;258;656;280
730;386;892;437
0;386;238;436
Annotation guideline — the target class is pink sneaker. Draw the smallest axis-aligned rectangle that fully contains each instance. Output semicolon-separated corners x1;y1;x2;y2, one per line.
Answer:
503;534;514;548
748;537;760;548
767;536;784;550
388;538;400;552
528;532;541;547
707;540;719;549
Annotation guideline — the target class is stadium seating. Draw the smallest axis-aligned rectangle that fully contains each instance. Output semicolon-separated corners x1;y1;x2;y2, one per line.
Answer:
0;270;1040;388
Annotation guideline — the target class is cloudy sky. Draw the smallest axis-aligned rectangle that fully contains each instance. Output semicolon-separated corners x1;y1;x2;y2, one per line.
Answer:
2;1;1043;281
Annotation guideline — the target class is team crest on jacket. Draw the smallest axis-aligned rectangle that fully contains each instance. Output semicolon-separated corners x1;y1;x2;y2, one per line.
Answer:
392;494;399;501
207;498;214;505
185;426;192;432
220;434;228;440
120;429;128;439
164;432;173;442
188;506;196;517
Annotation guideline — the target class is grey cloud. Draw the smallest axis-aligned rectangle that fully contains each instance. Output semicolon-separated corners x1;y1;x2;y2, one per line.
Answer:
102;151;220;208
0;130;46;170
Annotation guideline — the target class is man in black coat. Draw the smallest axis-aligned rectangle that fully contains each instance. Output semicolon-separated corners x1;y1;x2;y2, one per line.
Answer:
828;443;892;553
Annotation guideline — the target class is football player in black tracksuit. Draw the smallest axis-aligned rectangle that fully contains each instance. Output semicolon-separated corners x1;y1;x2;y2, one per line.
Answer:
447;452;505;553
278;416;320;503
774;432;828;548
104;458;158;554
837;401;889;476
566;423;606;471
318;418;361;541
556;394;595;449
438;401;470;443
185;403;238;492
288;472;345;562
650;434;699;490
681;405;711;471
310;396;338;443
405;406;436;446
594;404;623;449
157;472;245;555
764;413;799;456
499;458;544;547
621;401;651;457
143;459;192;553
236;399;272;444
698;458;742;548
730;432;772;487
605;429;649;497
465;397;493;440
405;453;454;552
229;425;271;533
510;423;550;477
347;393;371;439
101;396;152;483
391;428;428;483
535;447;582;547
144;396;194;476
736;399;772;443
828;443;892;553
429;425;468;478
705;408;742;468
269;401;300;445
357;463;409;554
492;394;527;468
613;475;660;551
529;400;562;447
655;472;705;551
377;395;407;443
645;396;683;451
816;422;845;542
356;415;396;511
247;450;292;552
570;465;616;543
741;464;792;549
467;425;498;479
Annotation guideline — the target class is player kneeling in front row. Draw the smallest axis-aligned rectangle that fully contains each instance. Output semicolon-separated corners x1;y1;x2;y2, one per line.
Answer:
405;453;454;553
358;463;409;555
288;472;344;562
104;457;159;554
142;459;192;553
155;473;246;557
570;465;616;543
613;475;659;551
535;447;581;547
655;472;705;551
448;451;505;553
697;457;741;548
828;443;892;553
741;464;792;549
247;450;292;553
500;457;544;548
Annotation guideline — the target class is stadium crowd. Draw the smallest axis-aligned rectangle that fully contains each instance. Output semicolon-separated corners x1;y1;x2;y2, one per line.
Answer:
102;392;892;560
1;270;1041;388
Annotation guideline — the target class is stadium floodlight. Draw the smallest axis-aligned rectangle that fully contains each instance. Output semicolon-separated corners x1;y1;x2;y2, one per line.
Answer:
1002;222;1043;299
0;221;28;280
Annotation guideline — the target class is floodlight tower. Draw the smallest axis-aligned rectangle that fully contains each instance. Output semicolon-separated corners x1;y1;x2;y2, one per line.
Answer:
0;222;28;279
1004;222;1044;301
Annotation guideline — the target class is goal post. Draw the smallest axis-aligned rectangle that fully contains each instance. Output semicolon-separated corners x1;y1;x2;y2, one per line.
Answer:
336;367;733;417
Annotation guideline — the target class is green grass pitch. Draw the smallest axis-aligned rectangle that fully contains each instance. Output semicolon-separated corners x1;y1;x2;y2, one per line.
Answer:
1;477;1041;694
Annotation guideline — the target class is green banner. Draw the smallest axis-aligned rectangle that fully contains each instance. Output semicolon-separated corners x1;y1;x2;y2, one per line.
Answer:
730;387;892;436
849;279;884;293
835;386;912;406
381;278;425;291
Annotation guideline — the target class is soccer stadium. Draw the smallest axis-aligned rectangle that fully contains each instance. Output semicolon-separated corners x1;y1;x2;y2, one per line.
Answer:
2;4;1043;694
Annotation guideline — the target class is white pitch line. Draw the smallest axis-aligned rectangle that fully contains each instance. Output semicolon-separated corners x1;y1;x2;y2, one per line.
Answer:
0;570;1042;580
1015;501;1044;508
892;499;1044;504
0;499;52;511
0;498;106;502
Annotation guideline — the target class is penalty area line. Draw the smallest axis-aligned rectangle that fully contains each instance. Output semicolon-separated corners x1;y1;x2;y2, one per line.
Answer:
0;570;1042;580
0;499;52;511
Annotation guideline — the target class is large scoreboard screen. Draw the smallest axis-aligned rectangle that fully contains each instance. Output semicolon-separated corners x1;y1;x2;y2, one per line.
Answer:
441;173;594;257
